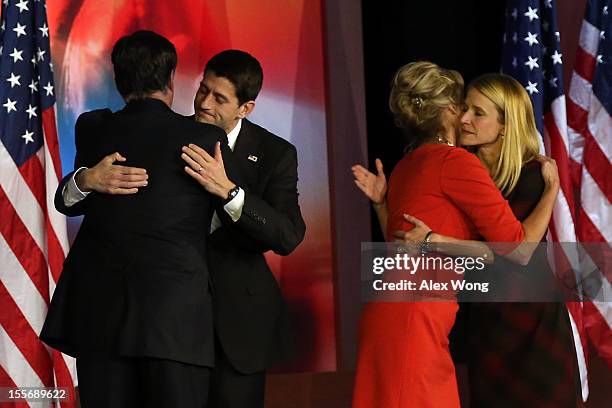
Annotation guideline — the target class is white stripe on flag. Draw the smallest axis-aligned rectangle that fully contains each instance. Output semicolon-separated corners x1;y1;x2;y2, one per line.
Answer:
0;324;45;390
568;310;589;401
578;20;600;57
569;72;593;112
568;127;585;165
580;170;611;242
588;96;612;160
0;141;47;254
0;234;48;335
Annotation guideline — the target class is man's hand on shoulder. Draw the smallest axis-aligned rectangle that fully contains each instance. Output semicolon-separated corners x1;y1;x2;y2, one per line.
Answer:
77;152;148;194
182;142;236;199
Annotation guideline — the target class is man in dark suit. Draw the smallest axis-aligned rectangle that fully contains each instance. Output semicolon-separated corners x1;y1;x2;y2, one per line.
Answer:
41;31;237;407
54;49;306;408
181;50;306;407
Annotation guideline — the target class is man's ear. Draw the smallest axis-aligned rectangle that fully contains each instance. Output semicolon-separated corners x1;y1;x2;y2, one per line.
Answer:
238;101;256;119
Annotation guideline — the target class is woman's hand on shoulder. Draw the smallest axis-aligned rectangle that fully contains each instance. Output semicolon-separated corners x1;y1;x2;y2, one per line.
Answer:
536;155;560;191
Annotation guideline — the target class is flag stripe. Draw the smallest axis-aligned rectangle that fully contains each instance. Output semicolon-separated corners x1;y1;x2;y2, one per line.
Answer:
0;283;53;387
52;350;77;407
0;234;48;336
578;19;601;56
17;156;47;215
573;47;597;82
544;112;576;215
42;109;63;182
0;142;47;253
0;187;50;301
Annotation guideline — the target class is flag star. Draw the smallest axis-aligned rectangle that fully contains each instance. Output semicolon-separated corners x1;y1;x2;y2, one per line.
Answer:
38;23;49;37
603;6;608;15
0;46;2;56
596;55;603;64
543;45;549;55
525;81;539;95
2;0;7;6
600;30;606;40
524;7;539;22
37;47;46;62
1;21;4;32
21;130;35;144
512;32;518;43
512;57;518;68
26;104;38;119
551;50;563;64
3;98;17;113
511;8;518;19
524;56;539;70
555;31;560;41
9;48;23;63
43;82;54;96
28;79;38;93
545;0;552;8
6;72;21;88
49;62;54;72
13;22;27;37
549;77;558;88
524;32;539;46
31;56;37;66
16;0;29;13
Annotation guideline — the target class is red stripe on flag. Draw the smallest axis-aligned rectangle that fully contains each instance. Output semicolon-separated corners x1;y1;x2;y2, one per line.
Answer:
0;282;53;387
577;208;607;244
17;156;47;214
544;112;576;218
45;214;66;283
582;133;611;202
0;187;50;301
573;47;597;82
567;97;589;137
0;365;30;408
584;302;612;369
42;108;63;181
51;350;76;407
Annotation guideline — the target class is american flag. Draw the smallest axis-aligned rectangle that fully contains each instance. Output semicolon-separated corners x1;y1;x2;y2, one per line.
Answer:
567;0;612;382
0;0;76;406
502;0;592;401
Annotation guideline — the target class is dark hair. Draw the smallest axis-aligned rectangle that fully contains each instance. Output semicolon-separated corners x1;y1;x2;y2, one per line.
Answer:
111;30;177;99
205;50;263;105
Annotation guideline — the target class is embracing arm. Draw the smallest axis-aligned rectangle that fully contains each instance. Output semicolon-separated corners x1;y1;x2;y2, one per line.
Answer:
182;141;306;255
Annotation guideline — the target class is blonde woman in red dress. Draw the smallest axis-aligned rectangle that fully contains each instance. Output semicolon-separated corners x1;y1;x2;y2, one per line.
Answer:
351;63;560;407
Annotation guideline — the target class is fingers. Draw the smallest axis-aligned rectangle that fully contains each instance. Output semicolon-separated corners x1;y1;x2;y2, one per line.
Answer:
375;158;384;175
214;141;223;163
185;144;213;162
181;151;204;173
108;187;140;195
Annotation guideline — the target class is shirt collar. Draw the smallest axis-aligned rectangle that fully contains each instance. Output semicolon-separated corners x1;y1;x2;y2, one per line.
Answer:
227;119;242;151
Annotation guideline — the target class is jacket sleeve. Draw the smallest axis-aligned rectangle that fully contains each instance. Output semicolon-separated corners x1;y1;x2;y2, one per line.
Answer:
229;144;306;256
53;110;111;217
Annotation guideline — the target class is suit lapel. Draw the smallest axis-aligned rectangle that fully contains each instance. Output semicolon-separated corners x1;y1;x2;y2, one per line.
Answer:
232;120;262;191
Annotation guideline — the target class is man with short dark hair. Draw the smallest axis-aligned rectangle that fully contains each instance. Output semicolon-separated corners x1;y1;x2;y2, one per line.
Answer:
41;31;236;407
182;49;306;408
54;49;306;408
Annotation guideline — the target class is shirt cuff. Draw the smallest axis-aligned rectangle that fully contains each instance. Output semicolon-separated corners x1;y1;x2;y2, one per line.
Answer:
223;187;244;222
63;167;91;207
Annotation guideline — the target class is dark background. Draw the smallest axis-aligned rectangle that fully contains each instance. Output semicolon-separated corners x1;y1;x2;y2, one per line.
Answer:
361;0;506;239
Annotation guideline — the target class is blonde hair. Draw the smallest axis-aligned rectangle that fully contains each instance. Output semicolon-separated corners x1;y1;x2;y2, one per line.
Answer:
469;74;540;196
389;61;464;151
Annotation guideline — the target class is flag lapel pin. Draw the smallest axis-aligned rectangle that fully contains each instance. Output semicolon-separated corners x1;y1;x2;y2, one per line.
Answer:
248;155;258;162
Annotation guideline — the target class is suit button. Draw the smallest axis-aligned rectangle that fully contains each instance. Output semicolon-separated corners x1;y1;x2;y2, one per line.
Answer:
261;218;267;224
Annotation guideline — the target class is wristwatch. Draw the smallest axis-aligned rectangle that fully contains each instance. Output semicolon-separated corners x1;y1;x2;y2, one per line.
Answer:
223;185;240;205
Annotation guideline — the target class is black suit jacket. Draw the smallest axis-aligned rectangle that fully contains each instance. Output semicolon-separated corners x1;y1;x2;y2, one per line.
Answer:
41;98;232;367
207;119;306;373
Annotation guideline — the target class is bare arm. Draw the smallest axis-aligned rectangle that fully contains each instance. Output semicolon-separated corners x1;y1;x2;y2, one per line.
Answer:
395;156;560;265
352;158;388;238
